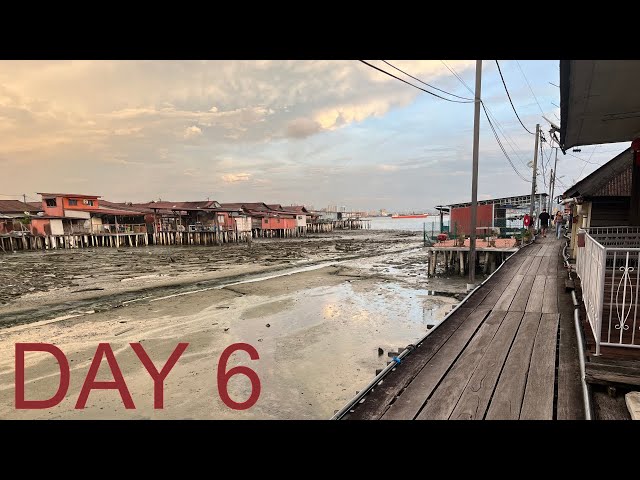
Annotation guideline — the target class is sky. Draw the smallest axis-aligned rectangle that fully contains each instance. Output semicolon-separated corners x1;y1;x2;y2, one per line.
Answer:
0;60;630;212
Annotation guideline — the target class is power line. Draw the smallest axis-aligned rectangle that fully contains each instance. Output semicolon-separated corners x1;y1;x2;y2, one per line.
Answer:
359;61;474;103
495;60;535;135
483;103;529;169
481;102;531;183
515;60;545;116
440;60;475;95
382;60;474;101
565;151;603;165
443;60;531;169
575;145;599;181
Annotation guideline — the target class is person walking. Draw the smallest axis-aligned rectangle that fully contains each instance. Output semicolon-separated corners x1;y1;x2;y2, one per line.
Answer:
554;211;564;239
538;208;551;238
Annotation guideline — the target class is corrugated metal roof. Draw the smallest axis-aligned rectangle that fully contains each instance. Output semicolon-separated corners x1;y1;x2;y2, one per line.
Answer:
0;200;42;213
136;201;218;211
281;205;310;214
564;148;632;198
37;192;101;199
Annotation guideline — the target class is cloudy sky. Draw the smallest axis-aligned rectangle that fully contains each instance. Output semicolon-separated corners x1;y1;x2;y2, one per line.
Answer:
0;60;629;211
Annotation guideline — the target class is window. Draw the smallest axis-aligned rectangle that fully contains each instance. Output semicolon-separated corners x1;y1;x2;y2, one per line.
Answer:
83;199;94;206
68;199;78;206
46;198;57;207
265;218;269;224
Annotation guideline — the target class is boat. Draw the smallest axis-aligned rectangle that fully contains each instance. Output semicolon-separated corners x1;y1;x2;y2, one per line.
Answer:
391;213;429;219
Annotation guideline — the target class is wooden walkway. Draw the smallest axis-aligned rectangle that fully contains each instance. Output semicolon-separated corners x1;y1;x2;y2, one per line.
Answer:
344;236;586;420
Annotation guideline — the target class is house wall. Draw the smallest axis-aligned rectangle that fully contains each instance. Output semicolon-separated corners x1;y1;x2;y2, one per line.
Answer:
42;197;64;217
234;217;252;232
63;197;99;210
295;214;307;227
450;204;494;235
589;197;631;226
50;219;64;235
30;218;49;235
42;196;99;217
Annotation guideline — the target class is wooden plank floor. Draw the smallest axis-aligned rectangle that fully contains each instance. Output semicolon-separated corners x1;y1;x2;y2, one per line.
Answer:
345;236;585;420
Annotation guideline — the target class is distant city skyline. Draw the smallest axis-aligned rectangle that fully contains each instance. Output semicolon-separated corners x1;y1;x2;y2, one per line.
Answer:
0;60;630;211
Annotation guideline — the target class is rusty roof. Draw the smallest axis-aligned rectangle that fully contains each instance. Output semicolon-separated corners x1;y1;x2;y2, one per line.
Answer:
0;200;42;214
37;192;101;199
221;202;272;212
136;200;220;211
563;148;632;198
281;205;310;214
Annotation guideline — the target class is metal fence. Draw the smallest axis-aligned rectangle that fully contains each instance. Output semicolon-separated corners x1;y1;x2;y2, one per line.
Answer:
576;227;640;355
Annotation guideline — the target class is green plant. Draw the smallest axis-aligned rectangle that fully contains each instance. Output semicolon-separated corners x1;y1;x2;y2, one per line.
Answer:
457;233;466;246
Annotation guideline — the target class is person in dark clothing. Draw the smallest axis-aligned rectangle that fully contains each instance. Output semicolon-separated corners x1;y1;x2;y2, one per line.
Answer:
538;208;551;238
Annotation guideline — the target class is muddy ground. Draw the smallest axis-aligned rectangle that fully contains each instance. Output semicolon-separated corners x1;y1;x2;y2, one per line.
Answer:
0;229;472;419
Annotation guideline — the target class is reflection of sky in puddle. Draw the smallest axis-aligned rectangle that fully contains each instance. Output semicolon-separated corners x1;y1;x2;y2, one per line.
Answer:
239;281;451;339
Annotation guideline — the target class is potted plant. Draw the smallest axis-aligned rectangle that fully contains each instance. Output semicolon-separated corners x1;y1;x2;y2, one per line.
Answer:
457;233;466;247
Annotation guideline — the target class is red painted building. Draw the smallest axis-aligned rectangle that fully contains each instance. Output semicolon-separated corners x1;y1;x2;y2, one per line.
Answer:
450;204;494;235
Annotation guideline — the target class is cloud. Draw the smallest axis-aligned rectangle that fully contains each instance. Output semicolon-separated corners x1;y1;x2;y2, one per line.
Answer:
183;125;202;139
222;172;251;183
285;117;322;139
377;164;399;172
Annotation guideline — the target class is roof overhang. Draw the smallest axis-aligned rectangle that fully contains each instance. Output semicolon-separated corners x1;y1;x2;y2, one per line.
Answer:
560;60;640;151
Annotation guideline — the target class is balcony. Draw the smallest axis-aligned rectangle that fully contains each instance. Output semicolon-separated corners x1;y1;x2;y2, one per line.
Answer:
575;226;640;355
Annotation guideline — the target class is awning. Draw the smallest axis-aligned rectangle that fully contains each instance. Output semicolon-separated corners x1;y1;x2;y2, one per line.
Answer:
560;60;640;151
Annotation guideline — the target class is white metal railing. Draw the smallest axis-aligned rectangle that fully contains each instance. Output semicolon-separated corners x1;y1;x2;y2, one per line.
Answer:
587;226;640;249
576;230;640;355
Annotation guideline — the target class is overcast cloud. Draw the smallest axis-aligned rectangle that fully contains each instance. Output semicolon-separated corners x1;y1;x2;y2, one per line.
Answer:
0;60;628;211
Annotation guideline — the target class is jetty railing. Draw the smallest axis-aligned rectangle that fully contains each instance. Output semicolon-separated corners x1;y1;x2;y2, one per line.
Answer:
576;227;640;355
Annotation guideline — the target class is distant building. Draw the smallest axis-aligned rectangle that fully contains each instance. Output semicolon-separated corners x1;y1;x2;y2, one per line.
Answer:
441;193;548;236
0;200;41;234
32;193;148;236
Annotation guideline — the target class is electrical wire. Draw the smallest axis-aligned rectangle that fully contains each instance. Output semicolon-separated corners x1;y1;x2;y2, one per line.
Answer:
482;103;530;169
382;60;474;101
441;60;475;95
495;60;535;135
515;60;545;116
481;102;531;183
442;60;531;169
359;61;474;103
575;145;599;181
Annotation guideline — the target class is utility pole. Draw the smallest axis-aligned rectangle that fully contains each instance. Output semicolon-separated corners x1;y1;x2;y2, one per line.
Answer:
549;146;558;213
23;193;26;205
469;60;482;286
529;124;540;232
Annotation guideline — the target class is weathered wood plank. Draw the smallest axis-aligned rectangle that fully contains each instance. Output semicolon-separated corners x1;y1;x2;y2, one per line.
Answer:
556;252;585;419
493;275;525;311
381;308;491;420
537;256;551;275
509;274;536;312
485;312;542;419
345;308;474;420
525;275;547;312
450;311;525;420
415;311;508;420
535;244;549;257
526;256;543;276
542;275;558;314
585;363;640;387
516;256;534;276
520;313;559;419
